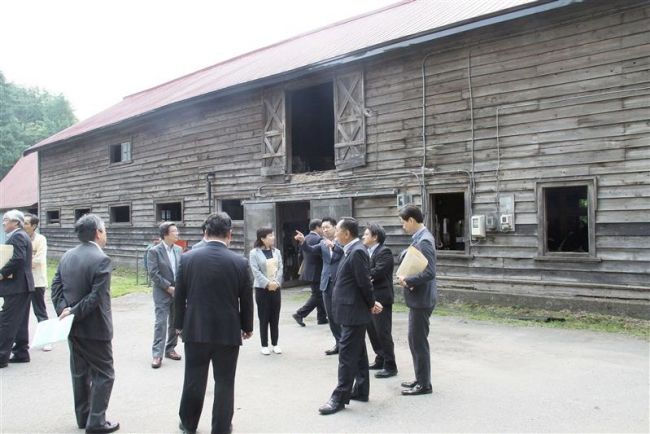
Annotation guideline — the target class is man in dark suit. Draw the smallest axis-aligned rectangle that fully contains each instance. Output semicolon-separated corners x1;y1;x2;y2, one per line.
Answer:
362;223;397;378
292;218;327;326
175;212;254;434
294;217;343;354
0;209;35;367
318;217;382;415
51;214;119;433
396;205;437;396
148;221;183;369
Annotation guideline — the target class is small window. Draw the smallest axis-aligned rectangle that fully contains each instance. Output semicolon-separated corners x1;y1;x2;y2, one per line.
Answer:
109;142;131;163
46;210;60;224
289;82;335;173
74;208;91;222
156;202;182;222
537;178;596;259
545;186;589;253
221;199;244;221
430;192;466;251
110;205;131;223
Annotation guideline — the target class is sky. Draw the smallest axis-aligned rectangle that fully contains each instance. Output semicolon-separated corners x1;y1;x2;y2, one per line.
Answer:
1;0;397;121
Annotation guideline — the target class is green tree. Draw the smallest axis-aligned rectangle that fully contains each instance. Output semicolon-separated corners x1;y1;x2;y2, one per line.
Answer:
0;71;76;178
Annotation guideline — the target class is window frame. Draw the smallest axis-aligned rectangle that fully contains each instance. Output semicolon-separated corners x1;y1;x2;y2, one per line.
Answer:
535;177;598;261
108;203;132;225
428;187;471;257
218;199;244;222
74;206;92;222
108;141;132;165
45;209;61;226
154;200;184;224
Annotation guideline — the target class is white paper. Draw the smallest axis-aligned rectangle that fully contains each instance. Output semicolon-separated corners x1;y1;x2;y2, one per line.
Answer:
32;314;75;347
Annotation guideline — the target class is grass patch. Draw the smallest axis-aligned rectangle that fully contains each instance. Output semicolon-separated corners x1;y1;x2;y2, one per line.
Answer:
287;288;649;340
432;301;650;340
47;259;150;298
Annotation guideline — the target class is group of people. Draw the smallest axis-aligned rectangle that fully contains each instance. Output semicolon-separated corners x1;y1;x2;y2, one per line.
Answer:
0;203;437;434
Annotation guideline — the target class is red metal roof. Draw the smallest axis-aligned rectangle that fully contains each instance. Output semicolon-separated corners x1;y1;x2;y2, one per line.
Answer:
26;0;536;153
0;152;38;210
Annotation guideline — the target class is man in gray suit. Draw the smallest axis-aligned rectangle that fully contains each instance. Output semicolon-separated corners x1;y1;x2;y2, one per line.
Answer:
51;214;119;433
0;209;35;367
396;205;436;396
148;221;182;369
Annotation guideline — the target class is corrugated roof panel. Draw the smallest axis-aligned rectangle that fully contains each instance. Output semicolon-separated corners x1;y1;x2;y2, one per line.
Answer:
28;0;537;152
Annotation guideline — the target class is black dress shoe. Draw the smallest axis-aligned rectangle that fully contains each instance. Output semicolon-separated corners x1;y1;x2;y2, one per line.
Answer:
317;319;329;325
292;313;305;327
324;346;339;355
368;361;383;370
8;355;30;363
85;420;120;433
0;361;7;369
178;420;196;434
401;384;432;396
375;369;398;378
318;398;345;415
401;380;418;388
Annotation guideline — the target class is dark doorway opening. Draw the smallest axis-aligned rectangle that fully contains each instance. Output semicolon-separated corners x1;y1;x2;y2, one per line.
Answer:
545;186;589;253
289;82;335;173
430;192;466;251
276;201;310;286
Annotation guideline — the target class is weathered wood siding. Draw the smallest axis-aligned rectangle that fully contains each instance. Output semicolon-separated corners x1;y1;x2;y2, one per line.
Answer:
39;0;649;310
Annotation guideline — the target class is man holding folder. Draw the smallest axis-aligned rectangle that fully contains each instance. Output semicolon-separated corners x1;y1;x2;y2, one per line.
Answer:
396;205;436;396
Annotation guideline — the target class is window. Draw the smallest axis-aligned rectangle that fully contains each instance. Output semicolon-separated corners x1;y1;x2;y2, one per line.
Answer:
46;210;60;224
537;178;596;258
74;208;91;222
156;202;182;222
221;199;244;221
430;192;467;252
288;82;335;173
109;142;131;163
109;205;131;224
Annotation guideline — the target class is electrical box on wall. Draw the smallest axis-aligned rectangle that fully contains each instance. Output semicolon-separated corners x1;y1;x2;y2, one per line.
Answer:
486;214;498;231
396;193;412;208
500;214;514;232
471;215;486;238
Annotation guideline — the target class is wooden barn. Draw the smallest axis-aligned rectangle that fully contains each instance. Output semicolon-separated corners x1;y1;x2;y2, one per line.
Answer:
25;0;650;317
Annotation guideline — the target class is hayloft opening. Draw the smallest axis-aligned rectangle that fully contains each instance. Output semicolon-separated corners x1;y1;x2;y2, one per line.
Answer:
289;82;335;173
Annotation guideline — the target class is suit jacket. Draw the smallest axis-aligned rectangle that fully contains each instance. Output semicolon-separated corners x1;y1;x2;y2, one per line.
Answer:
174;241;253;346
51;242;113;340
0;229;35;297
370;244;394;305
299;231;323;283
301;240;343;291
331;240;374;326
147;242;182;294
403;228;437;309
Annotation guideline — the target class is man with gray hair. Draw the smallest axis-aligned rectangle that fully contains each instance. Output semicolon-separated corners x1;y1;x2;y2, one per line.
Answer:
51;214;119;433
0;209;35;368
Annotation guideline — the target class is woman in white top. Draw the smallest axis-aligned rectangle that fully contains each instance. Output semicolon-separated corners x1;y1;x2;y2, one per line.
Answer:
249;228;283;355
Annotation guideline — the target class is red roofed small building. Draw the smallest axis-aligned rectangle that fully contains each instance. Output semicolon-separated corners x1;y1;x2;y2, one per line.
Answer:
0;153;39;243
24;0;650;317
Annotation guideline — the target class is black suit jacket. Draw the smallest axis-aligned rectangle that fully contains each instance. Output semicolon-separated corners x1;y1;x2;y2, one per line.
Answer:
51;242;113;340
0;229;35;297
370;244;394;305
300;231;323;283
403;228;437;309
174;241;253;346
331;241;374;326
